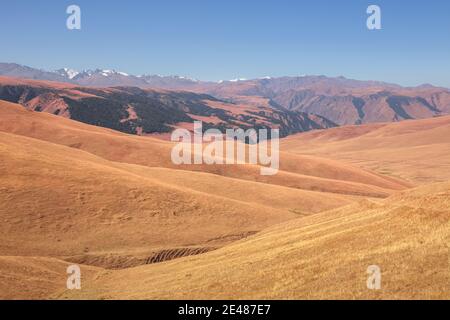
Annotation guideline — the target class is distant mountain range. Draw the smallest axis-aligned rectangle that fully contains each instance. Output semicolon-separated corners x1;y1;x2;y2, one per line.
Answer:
0;63;202;89
1;62;450;128
0;76;336;137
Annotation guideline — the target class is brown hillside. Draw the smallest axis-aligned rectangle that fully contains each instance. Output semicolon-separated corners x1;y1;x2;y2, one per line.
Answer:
0;100;407;197
281;116;450;184
55;181;449;300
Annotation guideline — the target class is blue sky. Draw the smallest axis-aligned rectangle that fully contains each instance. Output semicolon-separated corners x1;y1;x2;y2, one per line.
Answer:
1;0;449;87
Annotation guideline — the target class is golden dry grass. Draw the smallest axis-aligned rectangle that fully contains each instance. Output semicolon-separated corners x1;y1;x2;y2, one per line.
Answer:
0;100;408;197
0;130;300;257
57;181;449;300
281;116;450;184
0;256;101;300
1;100;375;269
0;100;449;300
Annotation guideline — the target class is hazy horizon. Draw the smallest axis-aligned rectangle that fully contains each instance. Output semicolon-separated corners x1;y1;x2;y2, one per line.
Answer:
2;61;449;89
1;0;450;87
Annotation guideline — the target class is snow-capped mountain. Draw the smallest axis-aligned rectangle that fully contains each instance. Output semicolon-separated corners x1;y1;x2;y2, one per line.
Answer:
76;69;129;78
66;69;201;88
1;62;450;128
0;63;203;88
55;68;79;80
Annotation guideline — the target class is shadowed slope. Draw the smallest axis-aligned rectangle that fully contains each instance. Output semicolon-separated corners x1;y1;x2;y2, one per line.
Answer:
0;76;336;137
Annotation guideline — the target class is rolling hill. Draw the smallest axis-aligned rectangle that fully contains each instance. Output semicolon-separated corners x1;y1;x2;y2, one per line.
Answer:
0;98;448;300
281;115;450;184
0;129;300;262
0;99;405;273
4;179;448;300
0;99;407;197
61;180;450;300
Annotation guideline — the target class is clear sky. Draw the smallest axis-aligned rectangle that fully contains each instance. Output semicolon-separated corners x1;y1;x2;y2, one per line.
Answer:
1;0;449;87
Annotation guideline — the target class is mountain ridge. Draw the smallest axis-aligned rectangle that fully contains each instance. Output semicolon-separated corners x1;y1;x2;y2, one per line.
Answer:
0;76;337;137
2;63;449;127
2;62;448;91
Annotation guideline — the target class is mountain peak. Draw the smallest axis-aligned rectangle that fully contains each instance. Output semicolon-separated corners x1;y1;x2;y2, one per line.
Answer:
55;68;79;80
